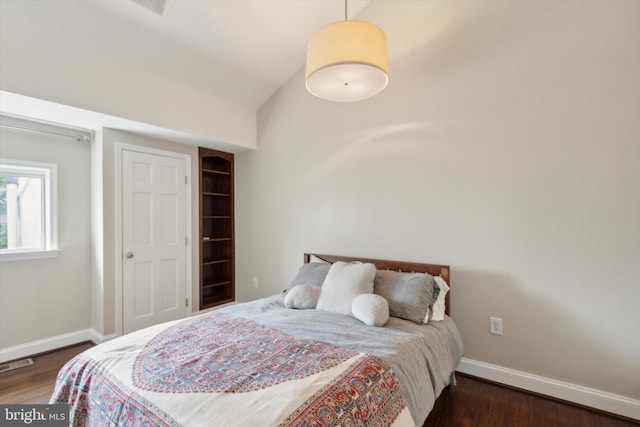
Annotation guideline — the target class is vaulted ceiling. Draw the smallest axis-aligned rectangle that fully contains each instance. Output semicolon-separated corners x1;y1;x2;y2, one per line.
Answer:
96;0;370;108
1;0;540;149
3;0;369;110
0;0;376;148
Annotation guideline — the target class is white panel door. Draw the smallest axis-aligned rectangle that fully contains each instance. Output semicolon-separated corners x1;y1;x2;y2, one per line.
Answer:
122;149;187;334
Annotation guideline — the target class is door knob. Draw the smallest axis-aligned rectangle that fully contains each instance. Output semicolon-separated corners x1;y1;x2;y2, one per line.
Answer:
125;252;134;259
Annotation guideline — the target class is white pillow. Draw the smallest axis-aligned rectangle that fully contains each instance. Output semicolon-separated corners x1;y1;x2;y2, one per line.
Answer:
352;294;389;327
427;276;450;322
316;261;376;315
284;285;321;309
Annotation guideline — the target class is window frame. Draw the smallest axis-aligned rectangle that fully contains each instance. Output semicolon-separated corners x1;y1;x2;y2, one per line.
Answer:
0;159;59;261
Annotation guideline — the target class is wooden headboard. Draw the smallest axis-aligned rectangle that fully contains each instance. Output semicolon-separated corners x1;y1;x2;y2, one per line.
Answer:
304;253;451;315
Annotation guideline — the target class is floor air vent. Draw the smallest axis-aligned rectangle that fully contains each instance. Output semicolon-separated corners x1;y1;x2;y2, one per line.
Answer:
0;358;34;373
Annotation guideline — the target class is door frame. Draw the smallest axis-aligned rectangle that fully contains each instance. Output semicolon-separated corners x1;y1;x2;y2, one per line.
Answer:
114;142;193;337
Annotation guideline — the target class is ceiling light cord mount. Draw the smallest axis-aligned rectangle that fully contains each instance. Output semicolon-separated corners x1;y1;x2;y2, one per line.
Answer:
305;0;389;102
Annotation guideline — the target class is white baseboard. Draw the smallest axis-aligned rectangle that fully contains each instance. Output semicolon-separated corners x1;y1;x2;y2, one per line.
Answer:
457;357;640;421
88;329;117;345
0;328;103;363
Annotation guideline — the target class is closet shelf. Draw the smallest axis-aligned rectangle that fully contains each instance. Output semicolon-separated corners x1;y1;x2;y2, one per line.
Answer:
199;147;235;310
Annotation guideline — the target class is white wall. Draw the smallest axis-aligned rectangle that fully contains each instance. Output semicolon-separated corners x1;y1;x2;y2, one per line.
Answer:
0;0;256;151
0;128;201;355
236;0;640;403
0;127;91;349
90;129;105;339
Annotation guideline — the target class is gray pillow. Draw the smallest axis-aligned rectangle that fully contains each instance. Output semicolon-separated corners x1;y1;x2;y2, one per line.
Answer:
374;270;440;323
288;262;331;289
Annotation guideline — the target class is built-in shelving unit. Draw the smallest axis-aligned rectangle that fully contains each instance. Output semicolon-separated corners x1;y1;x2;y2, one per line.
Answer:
199;147;234;309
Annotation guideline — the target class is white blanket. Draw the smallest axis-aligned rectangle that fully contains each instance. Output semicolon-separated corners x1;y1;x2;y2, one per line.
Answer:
52;311;415;427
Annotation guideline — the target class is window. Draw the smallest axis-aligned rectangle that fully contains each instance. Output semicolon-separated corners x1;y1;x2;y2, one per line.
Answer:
0;160;58;261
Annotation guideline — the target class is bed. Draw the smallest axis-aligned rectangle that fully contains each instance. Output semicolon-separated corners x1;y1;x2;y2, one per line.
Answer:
51;253;463;426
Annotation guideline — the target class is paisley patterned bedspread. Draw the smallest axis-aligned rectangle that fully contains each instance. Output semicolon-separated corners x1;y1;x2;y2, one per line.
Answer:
50;312;414;427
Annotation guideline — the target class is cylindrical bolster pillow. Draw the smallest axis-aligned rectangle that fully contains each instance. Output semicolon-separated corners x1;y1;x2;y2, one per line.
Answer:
351;294;389;327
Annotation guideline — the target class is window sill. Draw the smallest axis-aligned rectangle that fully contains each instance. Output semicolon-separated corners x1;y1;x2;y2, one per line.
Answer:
0;249;61;262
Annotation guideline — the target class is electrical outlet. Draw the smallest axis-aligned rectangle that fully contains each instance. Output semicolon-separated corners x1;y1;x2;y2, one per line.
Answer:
252;277;259;288
490;317;503;335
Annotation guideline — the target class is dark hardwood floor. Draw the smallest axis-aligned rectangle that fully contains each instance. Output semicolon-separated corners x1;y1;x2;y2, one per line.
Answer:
424;374;638;427
0;342;92;404
0;343;637;426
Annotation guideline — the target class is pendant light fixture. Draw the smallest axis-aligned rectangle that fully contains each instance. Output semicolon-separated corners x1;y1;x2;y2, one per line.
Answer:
305;0;389;102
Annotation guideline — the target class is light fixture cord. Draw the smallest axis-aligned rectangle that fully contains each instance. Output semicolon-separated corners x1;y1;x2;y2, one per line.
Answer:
344;0;347;21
